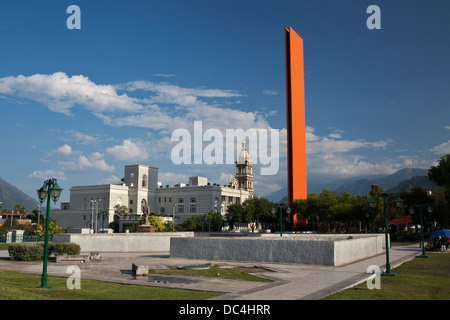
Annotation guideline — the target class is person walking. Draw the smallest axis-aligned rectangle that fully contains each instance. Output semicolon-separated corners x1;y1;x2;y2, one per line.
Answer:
441;236;447;252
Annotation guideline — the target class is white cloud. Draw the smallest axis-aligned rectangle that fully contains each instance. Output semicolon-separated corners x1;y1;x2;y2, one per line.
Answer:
430;140;450;155
28;169;66;181
101;175;122;184
73;132;99;145
303;127;396;180
53;144;72;157
106;139;149;162
158;172;190;186
121;80;242;99
307;153;402;179
306;128;390;155
328;133;342;139
152;73;176;78
0;72;142;115
218;172;235;185
61;152;115;172
262;89;279;95
0;72;272;141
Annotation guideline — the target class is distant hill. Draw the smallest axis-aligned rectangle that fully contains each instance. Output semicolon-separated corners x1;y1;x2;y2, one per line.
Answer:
386;175;437;193
332;168;431;195
0;177;40;214
268;168;436;203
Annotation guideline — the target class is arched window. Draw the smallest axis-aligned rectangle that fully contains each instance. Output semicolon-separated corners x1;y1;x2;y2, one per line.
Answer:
142;174;147;188
178;198;184;213
190;197;196;213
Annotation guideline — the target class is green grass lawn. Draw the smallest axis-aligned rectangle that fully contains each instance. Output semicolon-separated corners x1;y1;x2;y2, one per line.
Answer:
0;271;224;300
148;264;273;282
323;253;450;300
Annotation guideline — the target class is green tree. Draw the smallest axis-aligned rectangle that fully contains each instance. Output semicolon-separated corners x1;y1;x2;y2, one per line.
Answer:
431;189;449;228
182;215;201;231
146;215;165;231
226;203;244;230
35;219;64;234
163;219;175;232
428;154;450;191
114;204;131;216
13;204;27;218
289;199;307;218
245;196;274;227
26;209;44;225
205;211;224;231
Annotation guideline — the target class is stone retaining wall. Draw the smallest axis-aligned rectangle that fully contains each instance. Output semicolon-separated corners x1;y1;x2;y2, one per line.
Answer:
53;232;194;252
170;234;386;266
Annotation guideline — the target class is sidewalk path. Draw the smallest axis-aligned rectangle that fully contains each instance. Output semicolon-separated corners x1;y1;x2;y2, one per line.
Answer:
0;244;422;300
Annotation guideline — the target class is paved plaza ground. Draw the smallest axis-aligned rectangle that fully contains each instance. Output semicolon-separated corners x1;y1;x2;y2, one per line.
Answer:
0;244;423;300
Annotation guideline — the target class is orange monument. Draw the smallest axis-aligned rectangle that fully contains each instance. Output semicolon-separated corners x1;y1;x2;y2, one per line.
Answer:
285;27;307;203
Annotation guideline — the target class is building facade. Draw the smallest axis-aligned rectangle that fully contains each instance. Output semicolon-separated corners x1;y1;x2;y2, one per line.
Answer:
51;148;253;230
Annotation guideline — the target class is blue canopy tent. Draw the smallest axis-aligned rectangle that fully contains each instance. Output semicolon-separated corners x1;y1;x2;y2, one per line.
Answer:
429;229;450;237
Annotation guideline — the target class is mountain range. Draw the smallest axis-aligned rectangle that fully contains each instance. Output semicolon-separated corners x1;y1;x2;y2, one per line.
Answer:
0;167;437;213
266;168;437;203
0;177;40;214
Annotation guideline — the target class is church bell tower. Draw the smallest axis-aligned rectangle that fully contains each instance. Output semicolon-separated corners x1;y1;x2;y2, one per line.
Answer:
235;140;254;199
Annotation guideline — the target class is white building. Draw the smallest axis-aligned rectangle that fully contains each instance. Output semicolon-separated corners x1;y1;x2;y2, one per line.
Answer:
51;142;253;231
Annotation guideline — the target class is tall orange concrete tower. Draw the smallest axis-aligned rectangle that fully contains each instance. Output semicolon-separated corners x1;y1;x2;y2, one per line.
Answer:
285;27;307;203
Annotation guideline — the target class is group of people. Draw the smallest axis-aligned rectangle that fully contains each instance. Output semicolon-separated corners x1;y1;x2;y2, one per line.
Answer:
429;235;449;252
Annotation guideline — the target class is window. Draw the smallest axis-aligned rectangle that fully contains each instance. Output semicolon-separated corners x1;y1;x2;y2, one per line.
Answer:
160;207;165;214
142;174;147;188
178;198;184;213
178;205;184;213
190;197;196;213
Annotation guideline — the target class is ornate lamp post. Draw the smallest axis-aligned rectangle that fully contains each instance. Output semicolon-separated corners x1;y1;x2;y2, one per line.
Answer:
409;204;432;258
380;193;402;276
367;197;380;233
98;210;110;233
271;206;291;237
36;178;63;289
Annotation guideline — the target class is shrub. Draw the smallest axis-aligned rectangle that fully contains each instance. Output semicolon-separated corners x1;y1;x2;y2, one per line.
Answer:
8;242;81;261
48;243;80;256
8;243;44;261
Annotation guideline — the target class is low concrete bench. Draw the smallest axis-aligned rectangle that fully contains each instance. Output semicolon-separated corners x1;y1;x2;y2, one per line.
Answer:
56;255;90;263
89;251;101;261
132;263;149;276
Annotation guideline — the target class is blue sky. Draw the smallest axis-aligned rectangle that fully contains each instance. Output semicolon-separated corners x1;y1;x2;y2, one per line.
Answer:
0;0;449;204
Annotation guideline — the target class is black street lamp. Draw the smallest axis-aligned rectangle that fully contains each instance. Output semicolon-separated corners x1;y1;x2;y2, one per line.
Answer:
271;205;291;237
36;178;63;289
98;211;110;233
367;197;380;233
409;204;432;258
380;193;402;276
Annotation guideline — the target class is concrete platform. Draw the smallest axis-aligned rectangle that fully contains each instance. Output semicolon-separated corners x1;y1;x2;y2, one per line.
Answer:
170;233;385;266
0;244;423;300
